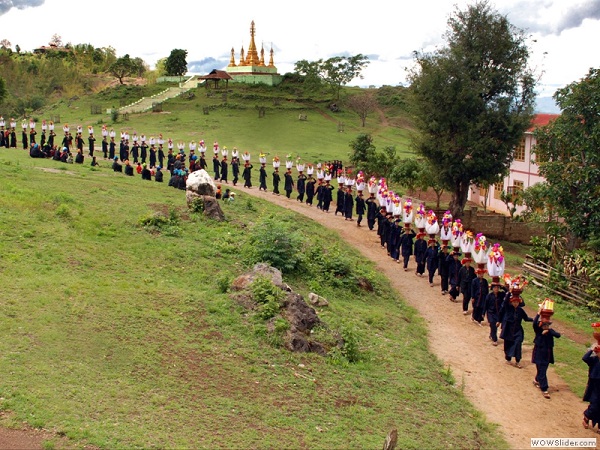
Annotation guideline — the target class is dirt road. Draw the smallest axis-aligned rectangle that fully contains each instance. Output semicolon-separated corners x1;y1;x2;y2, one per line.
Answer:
233;185;594;449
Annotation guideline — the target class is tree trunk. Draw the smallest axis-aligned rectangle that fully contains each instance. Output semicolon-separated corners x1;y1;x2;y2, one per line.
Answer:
449;180;470;218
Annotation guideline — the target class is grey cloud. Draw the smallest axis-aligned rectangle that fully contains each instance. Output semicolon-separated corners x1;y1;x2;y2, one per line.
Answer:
0;0;45;15
508;0;600;35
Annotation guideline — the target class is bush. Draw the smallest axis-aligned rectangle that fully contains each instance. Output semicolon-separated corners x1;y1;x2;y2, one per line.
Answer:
251;276;285;320
245;216;304;273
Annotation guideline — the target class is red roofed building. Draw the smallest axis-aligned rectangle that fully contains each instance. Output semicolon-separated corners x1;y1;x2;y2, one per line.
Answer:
468;113;560;215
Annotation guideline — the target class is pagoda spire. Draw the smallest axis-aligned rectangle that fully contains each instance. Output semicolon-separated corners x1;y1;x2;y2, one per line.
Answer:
268;45;275;68
239;46;245;64
228;47;237;67
245;20;260;66
259;44;266;66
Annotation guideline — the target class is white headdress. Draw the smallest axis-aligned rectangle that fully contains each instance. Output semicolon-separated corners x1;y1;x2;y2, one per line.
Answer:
242;152;251;162
88;126;94;135
29;119;36;129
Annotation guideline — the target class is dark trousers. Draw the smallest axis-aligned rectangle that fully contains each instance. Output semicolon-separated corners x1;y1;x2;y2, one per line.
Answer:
428;270;436;284
416;261;425;275
357;214;363;225
306;195;313;205
487;315;498;342
286;189;292;198
367;218;375;230
504;338;523;363
403;255;410;269
297;192;304;202
462;293;472;312
535;363;549;391
440;274;449;292
323;200;330;211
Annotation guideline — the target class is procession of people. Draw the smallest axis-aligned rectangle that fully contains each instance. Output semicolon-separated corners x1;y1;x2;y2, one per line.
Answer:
4;116;600;431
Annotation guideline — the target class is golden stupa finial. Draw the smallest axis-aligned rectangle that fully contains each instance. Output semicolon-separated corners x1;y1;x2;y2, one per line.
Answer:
245;20;260;66
259;43;266;66
228;47;237;67
268;45;275;68
239;46;245;64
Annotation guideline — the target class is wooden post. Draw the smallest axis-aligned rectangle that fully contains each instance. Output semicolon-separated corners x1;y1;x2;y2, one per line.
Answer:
383;429;398;450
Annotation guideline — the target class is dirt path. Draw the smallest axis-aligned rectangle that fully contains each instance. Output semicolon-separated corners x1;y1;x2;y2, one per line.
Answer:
232;185;595;449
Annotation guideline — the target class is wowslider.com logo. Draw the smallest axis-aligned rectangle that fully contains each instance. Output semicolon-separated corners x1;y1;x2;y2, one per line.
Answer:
531;438;597;448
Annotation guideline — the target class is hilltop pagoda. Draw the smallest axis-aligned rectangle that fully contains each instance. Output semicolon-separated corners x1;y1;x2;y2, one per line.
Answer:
226;21;282;86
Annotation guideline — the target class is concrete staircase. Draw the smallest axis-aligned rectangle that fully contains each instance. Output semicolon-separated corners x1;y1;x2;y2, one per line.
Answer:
118;76;200;114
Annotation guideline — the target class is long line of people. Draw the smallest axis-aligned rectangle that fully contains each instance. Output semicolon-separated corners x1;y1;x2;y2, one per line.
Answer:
6;119;600;425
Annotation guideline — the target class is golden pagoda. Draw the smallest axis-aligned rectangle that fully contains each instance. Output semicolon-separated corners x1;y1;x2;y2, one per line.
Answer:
225;20;282;86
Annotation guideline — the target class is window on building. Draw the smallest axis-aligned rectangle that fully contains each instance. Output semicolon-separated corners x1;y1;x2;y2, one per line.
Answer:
494;181;504;200
514;139;525;161
512;180;524;192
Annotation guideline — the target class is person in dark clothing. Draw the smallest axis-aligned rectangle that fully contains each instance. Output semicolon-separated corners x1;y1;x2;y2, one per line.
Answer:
322;179;334;212
376;209;389;248
112;157;123;172
52;147;63;161
29;128;37;145
48;130;55;148
272;168;281;195
366;193;378;230
231;157;240;186
149;146;157;168
131;141;139;163
284;168;294;198
155;166;164;182
355;190;365;226
425;240;440;287
399;226;416;271
213;155;220;180
583;345;600;429
177;171;187;190
158;146;165;169
10;129;17;148
124;161;134;176
296;170;307;202
484;282;505;345
388;218;402;261
414;233;428;276
438;246;451;294
448;251;462;302
532;312;560;399
471;270;489;325
140;141;148;164
305;175;316;206
101;136;108;159
259;163;268;191
90;156;99;167
220;156;229;184
75;149;84;164
343;187;354;220
141;164;152;180
109;138;116;160
243;162;253;188
88;134;95;156
167;150;175;173
22;128;28;149
316;180;324;209
457;259;476;313
335;185;345;216
29;143;44;158
76;133;84;153
499;293;533;367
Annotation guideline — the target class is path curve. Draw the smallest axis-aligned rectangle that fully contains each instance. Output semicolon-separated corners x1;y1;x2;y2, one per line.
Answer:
230;184;594;449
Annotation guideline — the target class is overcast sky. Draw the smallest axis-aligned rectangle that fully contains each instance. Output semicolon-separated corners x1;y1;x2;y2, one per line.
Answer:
1;0;599;98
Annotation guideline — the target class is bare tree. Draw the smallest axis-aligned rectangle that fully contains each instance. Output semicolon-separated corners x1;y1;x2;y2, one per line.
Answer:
0;39;11;49
346;92;377;127
49;34;63;47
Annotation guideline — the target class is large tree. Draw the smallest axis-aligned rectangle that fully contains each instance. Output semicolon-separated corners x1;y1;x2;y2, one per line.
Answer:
165;49;188;77
294;54;369;100
534;68;600;241
407;1;536;217
109;54;136;84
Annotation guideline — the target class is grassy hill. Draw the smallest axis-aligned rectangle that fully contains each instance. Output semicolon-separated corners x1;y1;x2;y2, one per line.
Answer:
30;80;414;164
0;149;506;448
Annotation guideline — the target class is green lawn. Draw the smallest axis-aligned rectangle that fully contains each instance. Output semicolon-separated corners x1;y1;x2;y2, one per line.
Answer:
0;150;505;449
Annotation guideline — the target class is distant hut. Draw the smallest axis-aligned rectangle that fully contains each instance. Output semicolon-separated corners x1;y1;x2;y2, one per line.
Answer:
198;70;233;89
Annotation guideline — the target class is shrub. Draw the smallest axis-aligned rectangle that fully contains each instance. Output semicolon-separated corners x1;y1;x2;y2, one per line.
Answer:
251;276;285;320
245;216;304;273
